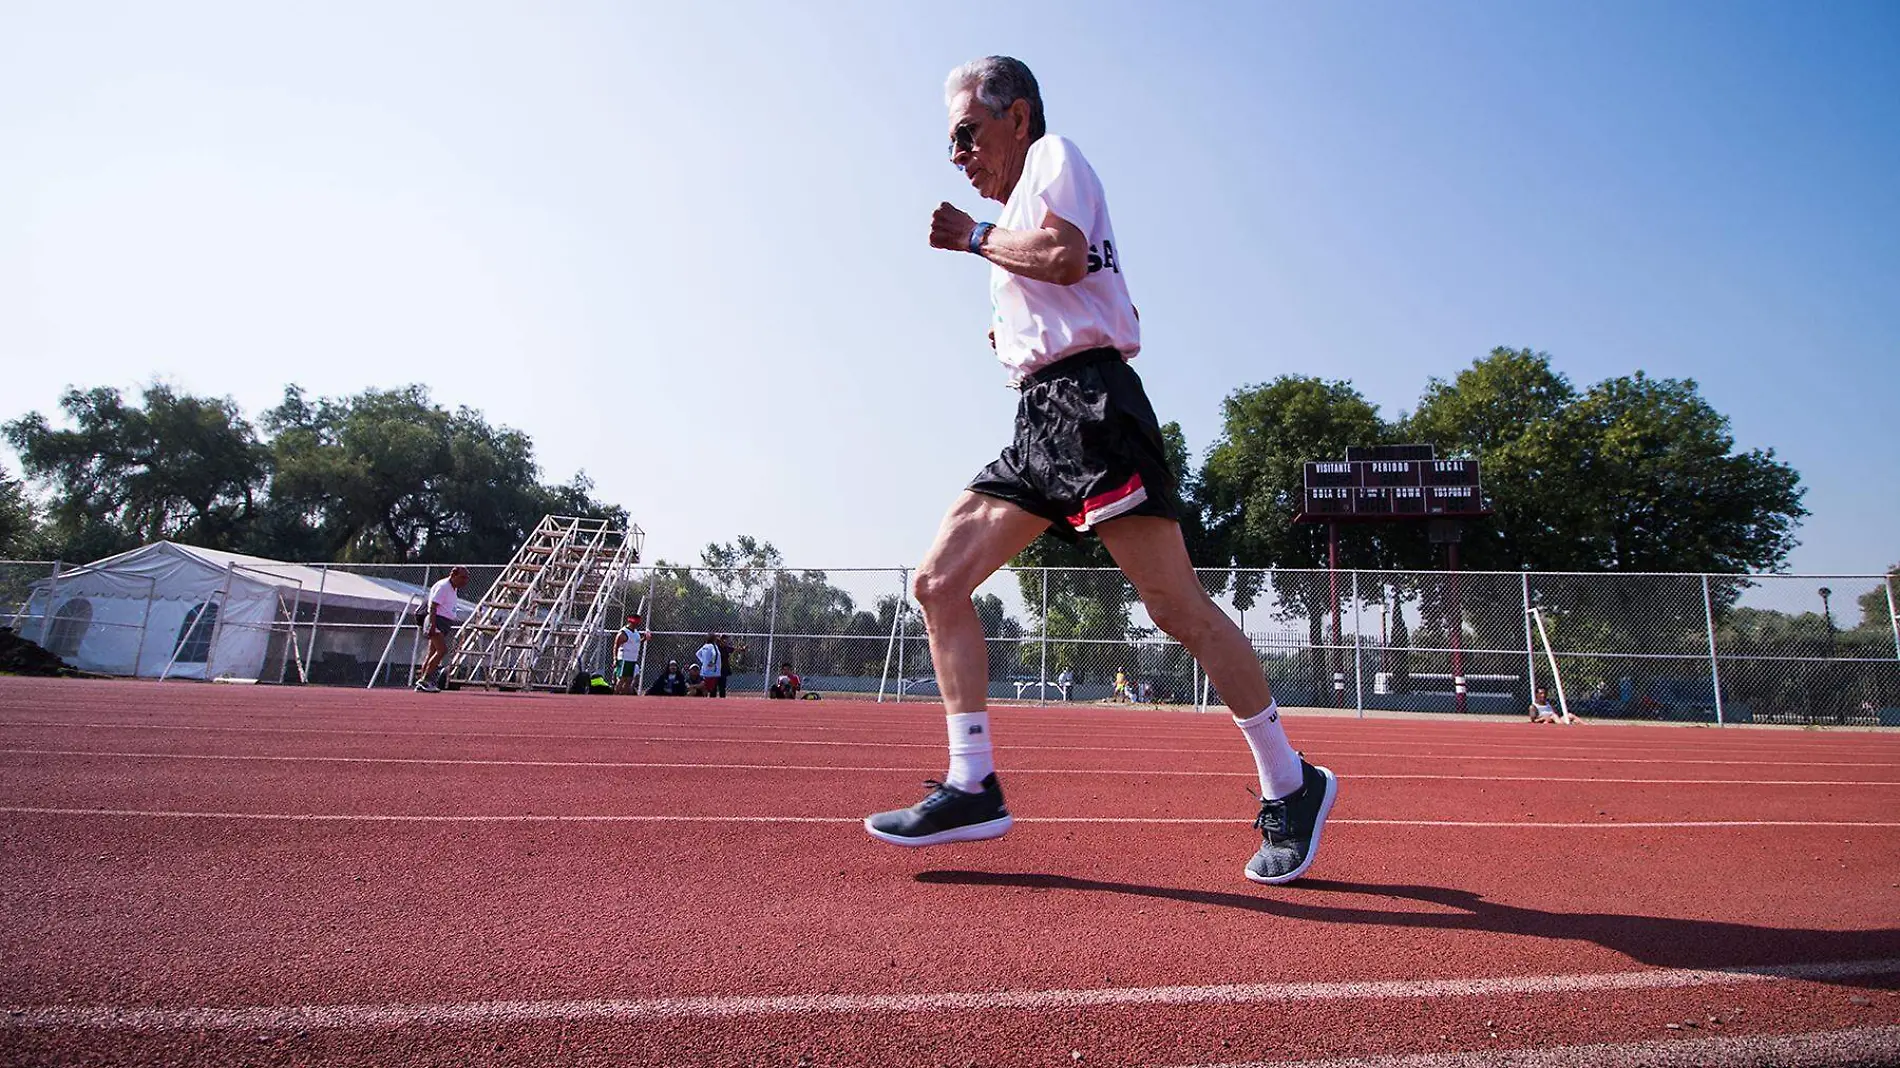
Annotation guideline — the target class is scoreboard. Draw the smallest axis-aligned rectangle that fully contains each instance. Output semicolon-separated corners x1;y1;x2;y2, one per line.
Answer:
1302;453;1486;519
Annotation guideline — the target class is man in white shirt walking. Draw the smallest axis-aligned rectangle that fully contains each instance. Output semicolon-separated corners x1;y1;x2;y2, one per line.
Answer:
416;566;469;693
864;56;1338;885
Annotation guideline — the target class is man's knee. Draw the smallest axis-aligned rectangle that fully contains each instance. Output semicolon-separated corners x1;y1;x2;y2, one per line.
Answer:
911;564;973;614
1145;585;1222;646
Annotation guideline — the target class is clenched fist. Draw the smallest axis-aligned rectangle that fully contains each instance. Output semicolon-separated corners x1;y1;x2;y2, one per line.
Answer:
929;201;977;251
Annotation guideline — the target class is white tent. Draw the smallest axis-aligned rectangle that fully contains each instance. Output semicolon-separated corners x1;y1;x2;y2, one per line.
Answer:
20;543;450;682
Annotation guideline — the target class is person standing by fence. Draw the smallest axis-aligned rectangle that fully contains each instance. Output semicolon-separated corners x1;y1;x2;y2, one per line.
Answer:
863;56;1337;885
695;635;724;698
611;614;647;695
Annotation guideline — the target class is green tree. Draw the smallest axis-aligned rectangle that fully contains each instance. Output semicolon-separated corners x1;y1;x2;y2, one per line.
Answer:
1402;351;1805;573
700;536;784;615
767;566;885;677
1398;349;1808;711
1856;566;1898;633
262;384;623;562
4;385;269;559
0;464;42;557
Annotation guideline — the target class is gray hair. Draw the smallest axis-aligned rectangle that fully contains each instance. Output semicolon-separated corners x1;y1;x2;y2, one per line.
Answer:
945;56;1046;142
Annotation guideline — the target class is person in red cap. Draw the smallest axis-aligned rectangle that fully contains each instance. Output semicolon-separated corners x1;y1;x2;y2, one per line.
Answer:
611;613;648;695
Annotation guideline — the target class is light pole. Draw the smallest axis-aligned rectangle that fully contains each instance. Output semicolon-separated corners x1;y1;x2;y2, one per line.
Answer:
1819;587;1835;652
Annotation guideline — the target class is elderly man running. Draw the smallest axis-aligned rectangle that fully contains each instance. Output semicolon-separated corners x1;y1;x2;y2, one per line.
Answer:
863;56;1337;884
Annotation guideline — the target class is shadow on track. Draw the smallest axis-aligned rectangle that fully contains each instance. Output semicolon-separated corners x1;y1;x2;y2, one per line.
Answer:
915;870;1900;981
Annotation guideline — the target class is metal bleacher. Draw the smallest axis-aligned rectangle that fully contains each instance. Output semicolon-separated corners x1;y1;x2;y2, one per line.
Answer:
446;516;641;691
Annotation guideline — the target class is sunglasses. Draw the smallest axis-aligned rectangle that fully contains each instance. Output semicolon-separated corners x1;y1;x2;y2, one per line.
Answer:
948;121;978;161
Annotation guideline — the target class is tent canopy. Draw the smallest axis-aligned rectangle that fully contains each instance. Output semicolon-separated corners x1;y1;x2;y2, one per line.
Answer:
24;543;460;680
48;542;435;614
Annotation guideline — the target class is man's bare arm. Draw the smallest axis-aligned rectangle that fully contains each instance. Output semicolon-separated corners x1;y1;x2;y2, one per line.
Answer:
930;203;1089;285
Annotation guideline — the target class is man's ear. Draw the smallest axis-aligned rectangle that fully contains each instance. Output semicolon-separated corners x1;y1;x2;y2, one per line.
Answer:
1011;98;1032;142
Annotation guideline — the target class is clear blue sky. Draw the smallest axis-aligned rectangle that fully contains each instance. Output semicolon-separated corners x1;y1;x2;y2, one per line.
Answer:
2;0;1894;575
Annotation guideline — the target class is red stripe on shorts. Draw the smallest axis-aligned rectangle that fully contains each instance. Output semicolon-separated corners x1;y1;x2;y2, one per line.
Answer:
1067;473;1148;531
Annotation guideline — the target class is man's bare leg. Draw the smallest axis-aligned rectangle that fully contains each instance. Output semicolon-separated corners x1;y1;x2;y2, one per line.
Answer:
1096;515;1337;884
417;631;446;691
911;491;1051;715
864;492;1046;847
1095;516;1272;718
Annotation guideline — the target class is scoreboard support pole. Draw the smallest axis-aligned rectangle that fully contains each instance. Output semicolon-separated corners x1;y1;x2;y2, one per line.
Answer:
1430;519;1467;716
1329;521;1345;708
1450;539;1466;715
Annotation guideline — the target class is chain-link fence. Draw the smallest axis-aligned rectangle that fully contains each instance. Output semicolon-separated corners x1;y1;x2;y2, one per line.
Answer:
4;557;1896;725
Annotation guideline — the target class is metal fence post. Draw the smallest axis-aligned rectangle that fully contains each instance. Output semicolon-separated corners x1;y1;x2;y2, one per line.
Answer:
1352;570;1364;717
1039;568;1049;706
410;566;431;688
761;570;780;696
1521;571;1537;699
635;567;657;693
894;568;910;703
1702;573;1726;727
1886;573;1900;662
879;568;906;703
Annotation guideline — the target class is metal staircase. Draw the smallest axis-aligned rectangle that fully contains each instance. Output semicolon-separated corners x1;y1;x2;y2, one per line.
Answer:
446;515;642;690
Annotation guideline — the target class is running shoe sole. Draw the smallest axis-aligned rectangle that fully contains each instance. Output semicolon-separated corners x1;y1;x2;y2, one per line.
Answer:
863;813;1014;848
1244;765;1337;885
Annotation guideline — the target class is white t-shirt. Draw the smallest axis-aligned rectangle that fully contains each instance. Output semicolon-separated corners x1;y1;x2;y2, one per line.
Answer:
617;627;644;663
429;577;458;620
696;643;722;678
991;135;1140;382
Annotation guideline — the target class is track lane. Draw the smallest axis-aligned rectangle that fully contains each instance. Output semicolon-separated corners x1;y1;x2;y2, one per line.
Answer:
4;677;1898;1066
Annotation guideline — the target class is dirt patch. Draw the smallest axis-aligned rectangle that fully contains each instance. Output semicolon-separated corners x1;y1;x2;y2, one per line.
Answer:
0;627;87;677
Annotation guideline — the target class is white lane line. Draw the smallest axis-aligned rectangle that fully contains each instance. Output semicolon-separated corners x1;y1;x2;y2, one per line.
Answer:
4;749;1897;788
4;702;1894;748
0;725;1891;767
3;807;1897;828
4;959;1896;1032
1168;1026;1900;1068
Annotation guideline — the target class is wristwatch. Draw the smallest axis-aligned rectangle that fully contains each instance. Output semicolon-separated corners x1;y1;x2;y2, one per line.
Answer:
968;222;994;255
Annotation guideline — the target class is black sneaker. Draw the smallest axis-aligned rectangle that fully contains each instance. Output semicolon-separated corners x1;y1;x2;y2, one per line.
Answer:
1245;759;1337;885
864;774;1013;847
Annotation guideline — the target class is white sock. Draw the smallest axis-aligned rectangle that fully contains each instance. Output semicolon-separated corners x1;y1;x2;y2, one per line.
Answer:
1235;702;1304;799
945;711;994;793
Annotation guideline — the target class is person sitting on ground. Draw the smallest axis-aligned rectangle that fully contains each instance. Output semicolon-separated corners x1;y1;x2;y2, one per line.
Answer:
646;659;689;696
1529;686;1574;724
684;661;708;697
769;663;802;699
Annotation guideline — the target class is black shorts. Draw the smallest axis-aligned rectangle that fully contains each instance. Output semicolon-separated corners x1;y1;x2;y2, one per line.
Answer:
968;348;1181;539
430;615;456;638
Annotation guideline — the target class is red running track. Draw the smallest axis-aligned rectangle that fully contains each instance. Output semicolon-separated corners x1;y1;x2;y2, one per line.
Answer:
1;677;1897;1067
